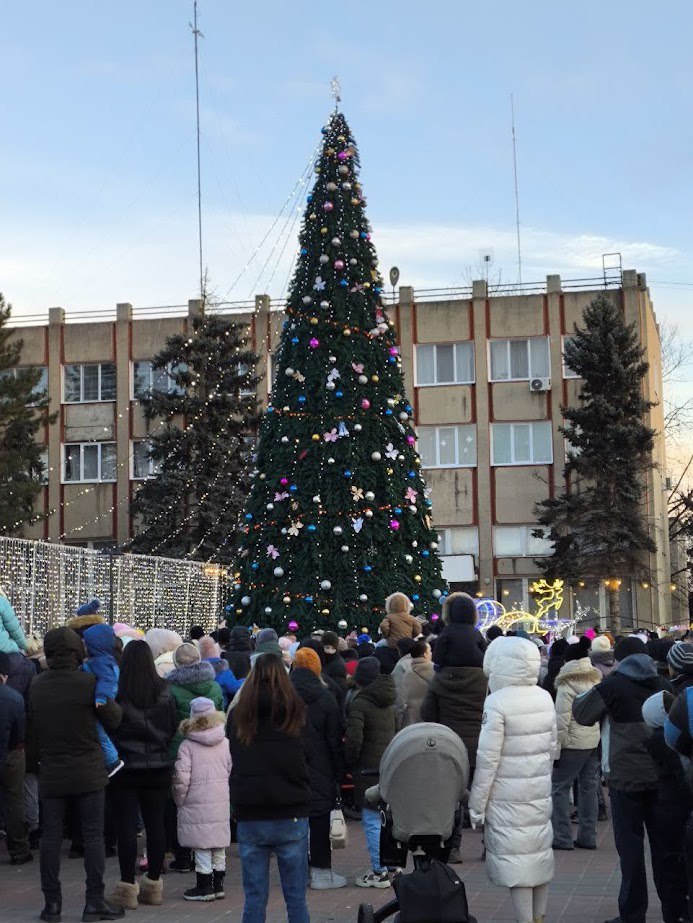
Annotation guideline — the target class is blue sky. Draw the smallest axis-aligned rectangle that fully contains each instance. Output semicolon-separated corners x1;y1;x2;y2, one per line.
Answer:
2;0;692;352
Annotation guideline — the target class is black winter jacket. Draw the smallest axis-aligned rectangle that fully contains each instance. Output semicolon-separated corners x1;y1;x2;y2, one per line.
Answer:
223;629;252;680
111;687;178;771
344;674;397;797
420;665;488;768
432;624;486;669
227;689;311;821
0;684;25;764
290;668;345;815
323;652;347;693
573;654;671;792
6;652;37;703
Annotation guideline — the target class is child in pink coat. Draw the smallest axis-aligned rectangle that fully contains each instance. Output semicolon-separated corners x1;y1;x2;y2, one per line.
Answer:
173;696;232;902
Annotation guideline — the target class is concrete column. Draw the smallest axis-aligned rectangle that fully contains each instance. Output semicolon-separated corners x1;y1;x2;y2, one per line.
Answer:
115;303;132;547
546;276;564;482
46;308;64;542
255;294;271;406
397;287;414;404
471;280;492;592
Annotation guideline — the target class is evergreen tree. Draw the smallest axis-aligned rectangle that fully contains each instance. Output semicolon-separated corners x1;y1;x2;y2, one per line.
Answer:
0;294;56;533
128;313;259;563
230;111;446;634
534;293;656;631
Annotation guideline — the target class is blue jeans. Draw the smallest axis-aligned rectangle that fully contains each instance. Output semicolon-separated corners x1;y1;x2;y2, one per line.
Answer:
551;747;598;849
362;807;384;873
237;818;310;923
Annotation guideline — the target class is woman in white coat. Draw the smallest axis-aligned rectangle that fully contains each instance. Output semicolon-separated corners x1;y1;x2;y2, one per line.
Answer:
469;636;557;923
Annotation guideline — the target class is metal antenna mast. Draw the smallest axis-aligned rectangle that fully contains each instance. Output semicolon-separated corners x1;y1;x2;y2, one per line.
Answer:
511;93;522;286
191;1;204;303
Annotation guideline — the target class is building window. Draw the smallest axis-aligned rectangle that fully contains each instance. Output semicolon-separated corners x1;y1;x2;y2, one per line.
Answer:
63;443;117;483
131;441;160;480
238;363;257;397
436;527;479;557
493;525;553;557
63;363;116;403
132;361;184;400
415;343;475;386
562;336;580;379
489;337;550;382
496;577;527;610
418;425;477;468
491;421;552;465
1;366;49;404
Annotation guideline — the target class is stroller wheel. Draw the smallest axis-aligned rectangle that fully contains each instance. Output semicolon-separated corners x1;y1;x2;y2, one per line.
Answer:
358;903;375;923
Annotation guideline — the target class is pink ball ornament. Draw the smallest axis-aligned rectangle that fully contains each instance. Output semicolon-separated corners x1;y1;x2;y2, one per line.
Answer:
430;613;440;622
338;151;348;161
390;519;400;531
407;435;415;446
280;477;288;486
389;347;399;357
360;398;371;410
334;259;345;271
323;201;334;212
309;337;320;349
288;619;299;632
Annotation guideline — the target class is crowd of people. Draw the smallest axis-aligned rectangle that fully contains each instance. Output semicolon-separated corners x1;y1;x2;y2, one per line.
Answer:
1;582;693;923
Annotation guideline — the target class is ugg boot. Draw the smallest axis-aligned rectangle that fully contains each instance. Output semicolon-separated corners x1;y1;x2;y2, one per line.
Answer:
212;870;225;899
183;873;215;902
106;881;139;910
310;867;347;889
138;875;163;906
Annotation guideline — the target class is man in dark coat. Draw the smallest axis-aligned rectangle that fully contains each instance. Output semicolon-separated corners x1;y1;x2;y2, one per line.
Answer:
0;651;31;864
321;631;347;694
29;627;124;923
222;626;252;680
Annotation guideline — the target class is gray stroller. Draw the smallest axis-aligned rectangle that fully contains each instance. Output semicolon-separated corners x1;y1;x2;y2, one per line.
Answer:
358;722;476;923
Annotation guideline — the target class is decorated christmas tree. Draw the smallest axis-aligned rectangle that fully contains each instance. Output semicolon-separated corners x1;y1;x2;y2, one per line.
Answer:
229;109;446;633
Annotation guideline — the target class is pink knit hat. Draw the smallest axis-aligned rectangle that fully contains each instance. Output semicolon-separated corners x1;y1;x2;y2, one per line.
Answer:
190;696;215;716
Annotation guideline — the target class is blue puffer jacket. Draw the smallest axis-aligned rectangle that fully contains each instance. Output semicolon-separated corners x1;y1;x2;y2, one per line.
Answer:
203;657;243;709
0;595;27;655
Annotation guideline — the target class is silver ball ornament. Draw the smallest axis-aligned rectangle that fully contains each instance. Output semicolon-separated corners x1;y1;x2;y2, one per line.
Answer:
365;491;375;501
399;412;409;421
264;606;272;614
371;451;382;461
281;436;289;444
241;596;251;606
266;502;274;511
326;181;337;192
349;229;359;239
326;381;336;391
430;541;438;550
365;509;373;518
327;457;335;464
333;526;343;535
341;545;349;552
320;580;332;590
285;367;294;377
358;374;368;384
433;589;442;599
331;237;341;247
359;594;368;602
409;505;417;513
273;567;284;578
354;423;362;432
319;254;329;264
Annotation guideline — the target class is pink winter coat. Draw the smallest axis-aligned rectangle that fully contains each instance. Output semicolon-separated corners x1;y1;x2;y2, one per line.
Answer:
172;711;232;849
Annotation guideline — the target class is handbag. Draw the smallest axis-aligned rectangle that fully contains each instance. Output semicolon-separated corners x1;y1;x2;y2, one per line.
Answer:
329;798;348;849
393;860;476;923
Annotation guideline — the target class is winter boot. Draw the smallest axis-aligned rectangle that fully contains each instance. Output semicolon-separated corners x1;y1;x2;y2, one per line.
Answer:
447;847;463;864
212;870;226;899
183;873;215;902
81;898;125;922
138;874;164;906
310;867;347;889
106;881;139;910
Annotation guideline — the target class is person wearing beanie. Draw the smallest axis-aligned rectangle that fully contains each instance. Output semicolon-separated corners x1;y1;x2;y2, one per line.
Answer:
67;598;106;636
197;636;243;709
167;644;224;873
666;641;693;692
574;632;677;923
345;656;397;888
542;639;569;699
432;592;486;670
290;648;347;890
485;624;504;644
589;634;616;679
321;631;347;694
223;626;252;680
173;697;232;901
379;592;421;648
255;627;279;646
189;626;204;643
82;624;124;779
551;636;602;851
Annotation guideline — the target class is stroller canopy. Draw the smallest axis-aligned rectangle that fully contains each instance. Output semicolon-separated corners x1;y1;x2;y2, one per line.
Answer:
378;723;470;844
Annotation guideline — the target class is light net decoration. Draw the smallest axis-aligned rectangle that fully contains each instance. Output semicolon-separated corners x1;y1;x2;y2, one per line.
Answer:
0;537;230;637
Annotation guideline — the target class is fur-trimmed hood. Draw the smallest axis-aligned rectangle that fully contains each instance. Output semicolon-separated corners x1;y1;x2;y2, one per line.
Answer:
555;656;602;690
180;709;226;745
66;613;106;635
167;661;216;688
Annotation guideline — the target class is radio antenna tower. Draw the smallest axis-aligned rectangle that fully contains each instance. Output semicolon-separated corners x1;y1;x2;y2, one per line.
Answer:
511;93;522;286
191;1;204;304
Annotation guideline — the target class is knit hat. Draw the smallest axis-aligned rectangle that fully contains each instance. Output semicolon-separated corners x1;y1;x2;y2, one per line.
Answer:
198;635;221;660
173;642;201;667
345;658;359;677
76;598;101;616
322;631;339;654
256;627;278;645
614;636;646;662
565;636;591;662
293;647;322;676
354;656;380;687
385;592;412;616
443;592;478;626
255;640;283;658
591;635;612;653
190;696;214;716
667;641;693;675
357;633;372;645
0;652;10;676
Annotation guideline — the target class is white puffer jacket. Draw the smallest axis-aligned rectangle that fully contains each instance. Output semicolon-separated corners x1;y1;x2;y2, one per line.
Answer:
554;657;601;755
469;637;557;889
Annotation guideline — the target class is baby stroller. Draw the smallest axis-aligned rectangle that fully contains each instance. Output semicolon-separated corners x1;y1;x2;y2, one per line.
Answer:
358;723;477;923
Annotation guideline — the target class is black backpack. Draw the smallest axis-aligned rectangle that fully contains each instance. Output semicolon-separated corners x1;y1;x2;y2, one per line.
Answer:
393;860;476;923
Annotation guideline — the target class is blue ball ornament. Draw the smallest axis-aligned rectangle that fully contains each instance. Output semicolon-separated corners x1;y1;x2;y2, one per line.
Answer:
344;469;352;478
408;470;416;478
307;524;316;532
394;507;402;514
360;232;368;239
422;550;430;557
290;485;297;492
267;406;274;414
306;595;314;603
339;279;348;287
385;409;393;416
298;395;306;404
335;390;343;398
405;405;413;413
251;562;259;570
412;594;420;601
245;513;253;521
388;356;396;364
364;565;372;573
307;194;313;201
291;337;299;344
374;286;382;293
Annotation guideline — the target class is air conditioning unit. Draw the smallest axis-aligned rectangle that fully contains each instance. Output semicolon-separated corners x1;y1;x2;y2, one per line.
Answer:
530;377;551;393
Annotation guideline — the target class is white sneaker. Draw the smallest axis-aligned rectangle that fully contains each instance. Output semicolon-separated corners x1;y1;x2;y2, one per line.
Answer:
355;870;391;889
310;868;347;889
107;759;125;778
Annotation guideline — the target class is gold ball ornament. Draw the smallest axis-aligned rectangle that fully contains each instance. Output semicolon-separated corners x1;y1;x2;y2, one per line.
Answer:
320;227;328;235
321;608;330;616
310;317;318;325
343;328;352;337
327;147;335;155
283;596;291;605
371;374;379;383
414;575;422;583
309;213;317;221
351;197;360;206
312;434;320;442
386;467;394;475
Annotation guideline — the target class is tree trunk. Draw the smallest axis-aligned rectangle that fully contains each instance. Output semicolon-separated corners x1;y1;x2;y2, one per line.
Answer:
609;585;621;635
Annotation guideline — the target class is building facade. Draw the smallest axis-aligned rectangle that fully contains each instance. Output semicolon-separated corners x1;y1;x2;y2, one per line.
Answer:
7;270;682;628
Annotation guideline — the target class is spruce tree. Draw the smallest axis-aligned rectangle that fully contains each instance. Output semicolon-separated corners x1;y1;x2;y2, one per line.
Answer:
534;293;656;631
128;313;259;563
0;293;56;533
230;110;446;634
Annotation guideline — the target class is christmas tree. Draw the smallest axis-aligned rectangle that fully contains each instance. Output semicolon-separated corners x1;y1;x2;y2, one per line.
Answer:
128;313;259;563
230;110;446;633
534;293;656;632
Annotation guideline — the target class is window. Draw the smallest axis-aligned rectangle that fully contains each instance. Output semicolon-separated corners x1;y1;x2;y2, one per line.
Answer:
238;363;256;397
491;422;553;465
436;527;479;557
489;337;550;381
63;443;117;483
418;425;477;468
132;361;184;400
562;336;580;379
0;366;48;404
496;578;527;610
493;525;553;557
415;343;475;386
131;441;160;480
63;363;116;403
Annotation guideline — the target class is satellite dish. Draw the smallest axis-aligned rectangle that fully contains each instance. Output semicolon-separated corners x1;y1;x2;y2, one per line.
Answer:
389;266;400;288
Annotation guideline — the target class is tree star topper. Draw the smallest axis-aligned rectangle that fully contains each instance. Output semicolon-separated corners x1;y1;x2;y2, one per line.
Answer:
330;76;342;106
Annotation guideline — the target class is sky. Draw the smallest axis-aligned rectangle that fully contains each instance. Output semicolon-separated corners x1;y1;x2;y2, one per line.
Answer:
1;0;692;432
